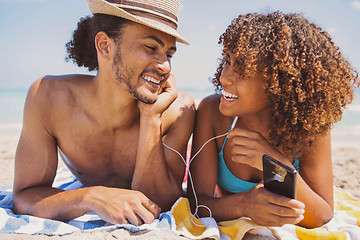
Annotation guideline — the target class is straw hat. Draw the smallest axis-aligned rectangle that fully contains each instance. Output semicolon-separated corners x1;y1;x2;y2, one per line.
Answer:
87;0;189;45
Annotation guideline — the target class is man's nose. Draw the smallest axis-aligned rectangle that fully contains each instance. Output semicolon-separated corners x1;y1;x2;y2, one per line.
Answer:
154;55;171;74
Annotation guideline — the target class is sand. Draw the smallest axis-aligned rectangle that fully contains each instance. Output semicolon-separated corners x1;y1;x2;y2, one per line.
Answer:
0;126;359;239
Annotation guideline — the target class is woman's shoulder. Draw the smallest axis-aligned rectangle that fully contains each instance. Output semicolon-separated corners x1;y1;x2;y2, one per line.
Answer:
196;94;233;131
197;93;221;114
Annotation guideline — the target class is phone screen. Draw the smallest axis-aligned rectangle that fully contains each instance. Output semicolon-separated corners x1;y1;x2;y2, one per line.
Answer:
262;154;297;199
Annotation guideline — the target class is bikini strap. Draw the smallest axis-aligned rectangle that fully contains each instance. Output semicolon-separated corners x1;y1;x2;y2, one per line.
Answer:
220;117;237;152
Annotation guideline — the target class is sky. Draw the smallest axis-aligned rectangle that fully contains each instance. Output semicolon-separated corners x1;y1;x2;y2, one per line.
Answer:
0;0;359;91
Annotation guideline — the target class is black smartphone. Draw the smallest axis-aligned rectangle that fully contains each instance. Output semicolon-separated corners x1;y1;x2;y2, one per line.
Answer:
262;154;297;199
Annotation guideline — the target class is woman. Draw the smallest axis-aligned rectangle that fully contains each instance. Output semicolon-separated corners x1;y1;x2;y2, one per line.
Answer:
190;12;359;228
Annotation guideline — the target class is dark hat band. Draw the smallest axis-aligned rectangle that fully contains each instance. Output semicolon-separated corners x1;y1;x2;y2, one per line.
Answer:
124;8;177;29
105;0;178;27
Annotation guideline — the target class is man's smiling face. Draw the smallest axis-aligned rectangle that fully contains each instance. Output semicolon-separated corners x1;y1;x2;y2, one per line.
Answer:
111;22;177;104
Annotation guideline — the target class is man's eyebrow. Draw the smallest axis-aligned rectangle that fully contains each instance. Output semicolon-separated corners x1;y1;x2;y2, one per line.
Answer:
144;35;177;52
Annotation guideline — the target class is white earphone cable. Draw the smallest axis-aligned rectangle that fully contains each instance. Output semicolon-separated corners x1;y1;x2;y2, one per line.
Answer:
163;131;229;227
163;116;238;227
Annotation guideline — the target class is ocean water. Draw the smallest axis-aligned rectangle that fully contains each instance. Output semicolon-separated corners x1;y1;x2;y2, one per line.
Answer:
0;89;27;127
0;88;359;139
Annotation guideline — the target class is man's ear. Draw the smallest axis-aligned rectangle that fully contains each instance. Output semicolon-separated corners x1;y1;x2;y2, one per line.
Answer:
95;31;112;59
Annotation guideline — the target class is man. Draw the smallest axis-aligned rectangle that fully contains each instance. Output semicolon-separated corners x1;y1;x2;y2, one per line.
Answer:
13;0;195;226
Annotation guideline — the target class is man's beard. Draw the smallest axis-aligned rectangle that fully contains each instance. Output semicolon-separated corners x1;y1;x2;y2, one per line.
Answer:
113;48;156;104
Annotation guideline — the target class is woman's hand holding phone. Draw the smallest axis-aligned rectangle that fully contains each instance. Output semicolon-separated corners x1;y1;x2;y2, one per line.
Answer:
241;183;305;227
263;154;297;199
227;128;306;226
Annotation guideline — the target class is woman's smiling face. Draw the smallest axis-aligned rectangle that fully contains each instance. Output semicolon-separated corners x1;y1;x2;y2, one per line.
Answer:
219;53;271;118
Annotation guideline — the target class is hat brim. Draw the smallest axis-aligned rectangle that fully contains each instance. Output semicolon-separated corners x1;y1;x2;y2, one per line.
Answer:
88;0;189;45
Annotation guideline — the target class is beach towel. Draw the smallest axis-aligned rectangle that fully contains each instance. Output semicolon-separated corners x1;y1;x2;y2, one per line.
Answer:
1;167;360;239
0;167;179;236
169;190;360;240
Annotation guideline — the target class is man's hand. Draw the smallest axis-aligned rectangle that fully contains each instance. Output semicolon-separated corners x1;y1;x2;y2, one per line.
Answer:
241;183;305;226
228;128;286;170
87;186;161;225
138;73;178;117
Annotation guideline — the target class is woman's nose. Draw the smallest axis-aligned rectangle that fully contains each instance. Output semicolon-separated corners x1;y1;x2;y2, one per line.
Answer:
219;66;233;85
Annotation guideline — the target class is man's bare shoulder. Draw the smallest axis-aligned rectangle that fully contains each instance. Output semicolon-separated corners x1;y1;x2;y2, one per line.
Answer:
29;74;95;93
27;74;95;105
24;74;96;132
174;90;196;111
161;90;196;133
165;90;195;118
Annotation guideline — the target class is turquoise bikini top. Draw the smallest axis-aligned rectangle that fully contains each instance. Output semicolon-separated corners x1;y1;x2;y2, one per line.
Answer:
217;118;300;193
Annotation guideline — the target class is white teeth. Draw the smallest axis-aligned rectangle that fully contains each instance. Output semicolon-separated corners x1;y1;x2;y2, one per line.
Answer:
222;90;238;101
143;76;160;85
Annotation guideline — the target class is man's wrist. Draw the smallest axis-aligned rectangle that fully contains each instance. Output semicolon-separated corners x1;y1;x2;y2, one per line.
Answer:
82;186;101;212
140;114;162;129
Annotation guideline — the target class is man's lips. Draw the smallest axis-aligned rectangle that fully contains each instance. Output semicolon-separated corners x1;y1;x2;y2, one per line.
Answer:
143;75;161;85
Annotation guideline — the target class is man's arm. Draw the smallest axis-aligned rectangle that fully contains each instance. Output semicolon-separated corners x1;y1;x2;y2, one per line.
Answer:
132;80;196;210
13;78;160;225
13;78;89;220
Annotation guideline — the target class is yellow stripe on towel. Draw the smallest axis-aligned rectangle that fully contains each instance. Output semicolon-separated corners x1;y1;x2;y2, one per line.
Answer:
170;197;208;236
170;188;360;240
218;218;259;240
334;188;360;226
295;226;347;240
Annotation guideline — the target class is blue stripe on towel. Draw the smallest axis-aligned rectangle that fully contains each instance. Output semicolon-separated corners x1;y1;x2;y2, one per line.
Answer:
0;194;6;201
159;212;172;226
37;219;62;235
1;214;29;233
57;178;79;190
0;192;13;209
83;220;108;230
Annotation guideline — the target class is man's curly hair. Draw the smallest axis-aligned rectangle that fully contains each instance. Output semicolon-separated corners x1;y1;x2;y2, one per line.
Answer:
212;12;359;155
66;14;130;71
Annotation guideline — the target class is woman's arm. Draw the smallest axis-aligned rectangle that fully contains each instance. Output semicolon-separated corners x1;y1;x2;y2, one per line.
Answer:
189;96;304;226
227;127;333;227
295;131;334;227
